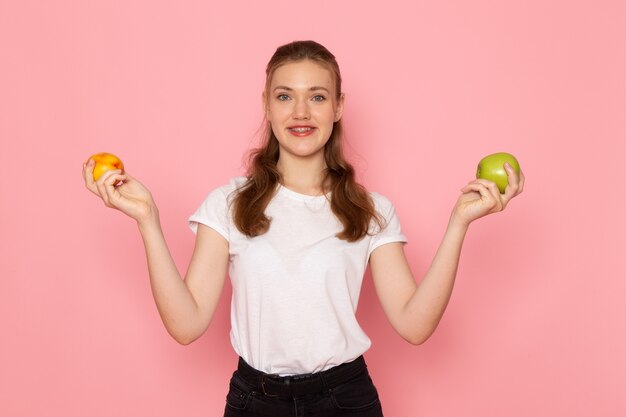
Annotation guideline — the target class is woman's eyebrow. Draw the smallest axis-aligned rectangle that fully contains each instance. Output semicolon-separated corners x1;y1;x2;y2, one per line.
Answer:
273;85;330;93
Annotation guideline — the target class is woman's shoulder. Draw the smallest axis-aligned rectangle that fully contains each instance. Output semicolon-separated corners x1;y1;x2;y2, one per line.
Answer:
368;190;396;210
225;176;249;192
366;190;403;227
207;176;248;195
196;176;248;207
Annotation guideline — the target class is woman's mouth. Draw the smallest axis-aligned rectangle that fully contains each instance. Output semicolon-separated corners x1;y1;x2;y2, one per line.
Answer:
288;126;316;137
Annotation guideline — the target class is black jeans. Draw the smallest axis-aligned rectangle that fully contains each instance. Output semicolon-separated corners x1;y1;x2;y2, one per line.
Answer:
223;356;384;416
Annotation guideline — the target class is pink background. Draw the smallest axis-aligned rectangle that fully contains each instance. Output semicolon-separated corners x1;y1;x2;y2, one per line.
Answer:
1;0;625;416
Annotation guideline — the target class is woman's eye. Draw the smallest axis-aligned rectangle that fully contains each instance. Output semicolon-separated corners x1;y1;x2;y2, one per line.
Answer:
312;95;326;102
277;94;290;101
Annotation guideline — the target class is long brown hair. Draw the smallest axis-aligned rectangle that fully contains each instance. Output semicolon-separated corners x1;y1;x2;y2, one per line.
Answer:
232;40;382;242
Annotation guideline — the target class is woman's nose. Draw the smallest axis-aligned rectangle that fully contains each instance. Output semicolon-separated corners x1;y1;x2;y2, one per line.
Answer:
292;100;310;119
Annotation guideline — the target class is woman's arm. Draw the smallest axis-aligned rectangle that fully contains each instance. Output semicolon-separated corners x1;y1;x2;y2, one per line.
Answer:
370;163;525;345
139;218;228;345
369;220;467;345
83;160;229;345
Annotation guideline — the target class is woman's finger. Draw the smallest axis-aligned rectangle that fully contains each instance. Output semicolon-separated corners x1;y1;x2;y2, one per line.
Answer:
464;182;496;206
472;178;502;203
462;178;494;192
501;163;520;203
95;169;121;207
517;170;526;194
101;170;126;206
467;180;503;213
83;159;100;195
501;166;525;208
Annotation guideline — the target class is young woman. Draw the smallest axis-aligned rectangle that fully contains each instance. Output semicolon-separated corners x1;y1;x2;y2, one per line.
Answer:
83;40;524;416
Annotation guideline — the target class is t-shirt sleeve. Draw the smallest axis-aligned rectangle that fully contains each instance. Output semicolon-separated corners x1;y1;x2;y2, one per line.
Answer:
188;186;231;242
368;193;408;256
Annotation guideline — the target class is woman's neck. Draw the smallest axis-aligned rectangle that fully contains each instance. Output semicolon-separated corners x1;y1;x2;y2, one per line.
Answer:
277;154;328;196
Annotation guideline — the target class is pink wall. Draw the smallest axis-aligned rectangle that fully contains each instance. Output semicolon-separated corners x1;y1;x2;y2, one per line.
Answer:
1;1;624;416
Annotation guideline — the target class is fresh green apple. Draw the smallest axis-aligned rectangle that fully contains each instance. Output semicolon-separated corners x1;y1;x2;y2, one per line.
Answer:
88;152;124;181
476;152;520;193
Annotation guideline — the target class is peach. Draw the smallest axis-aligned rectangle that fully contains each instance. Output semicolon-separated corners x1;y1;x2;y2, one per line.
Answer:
88;152;124;181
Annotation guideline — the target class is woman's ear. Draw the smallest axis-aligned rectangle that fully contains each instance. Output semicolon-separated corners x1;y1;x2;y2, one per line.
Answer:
334;93;345;122
262;92;269;117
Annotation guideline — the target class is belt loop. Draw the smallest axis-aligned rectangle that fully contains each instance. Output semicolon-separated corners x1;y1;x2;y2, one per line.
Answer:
260;374;280;397
319;371;329;390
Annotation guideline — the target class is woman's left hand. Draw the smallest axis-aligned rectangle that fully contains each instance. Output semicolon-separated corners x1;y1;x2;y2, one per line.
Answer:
452;162;525;226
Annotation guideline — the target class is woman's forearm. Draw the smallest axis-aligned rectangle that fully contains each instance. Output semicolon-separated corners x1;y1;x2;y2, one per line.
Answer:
403;216;469;343
137;214;202;344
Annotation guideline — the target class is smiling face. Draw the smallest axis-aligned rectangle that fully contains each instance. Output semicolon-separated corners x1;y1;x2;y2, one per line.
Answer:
264;59;344;164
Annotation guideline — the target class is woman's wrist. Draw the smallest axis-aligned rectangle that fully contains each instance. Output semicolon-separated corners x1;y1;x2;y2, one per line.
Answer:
448;209;471;235
136;205;161;232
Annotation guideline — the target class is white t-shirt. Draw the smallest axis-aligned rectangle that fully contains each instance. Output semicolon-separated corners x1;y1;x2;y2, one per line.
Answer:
188;177;407;375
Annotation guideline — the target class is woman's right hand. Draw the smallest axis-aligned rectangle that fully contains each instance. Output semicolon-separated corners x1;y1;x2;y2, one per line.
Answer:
83;159;158;224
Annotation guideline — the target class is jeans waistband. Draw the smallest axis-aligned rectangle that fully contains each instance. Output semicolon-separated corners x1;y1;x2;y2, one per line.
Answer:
236;356;367;398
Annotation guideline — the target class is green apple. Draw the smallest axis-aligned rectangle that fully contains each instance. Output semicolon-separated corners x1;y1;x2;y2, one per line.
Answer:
476;152;520;193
